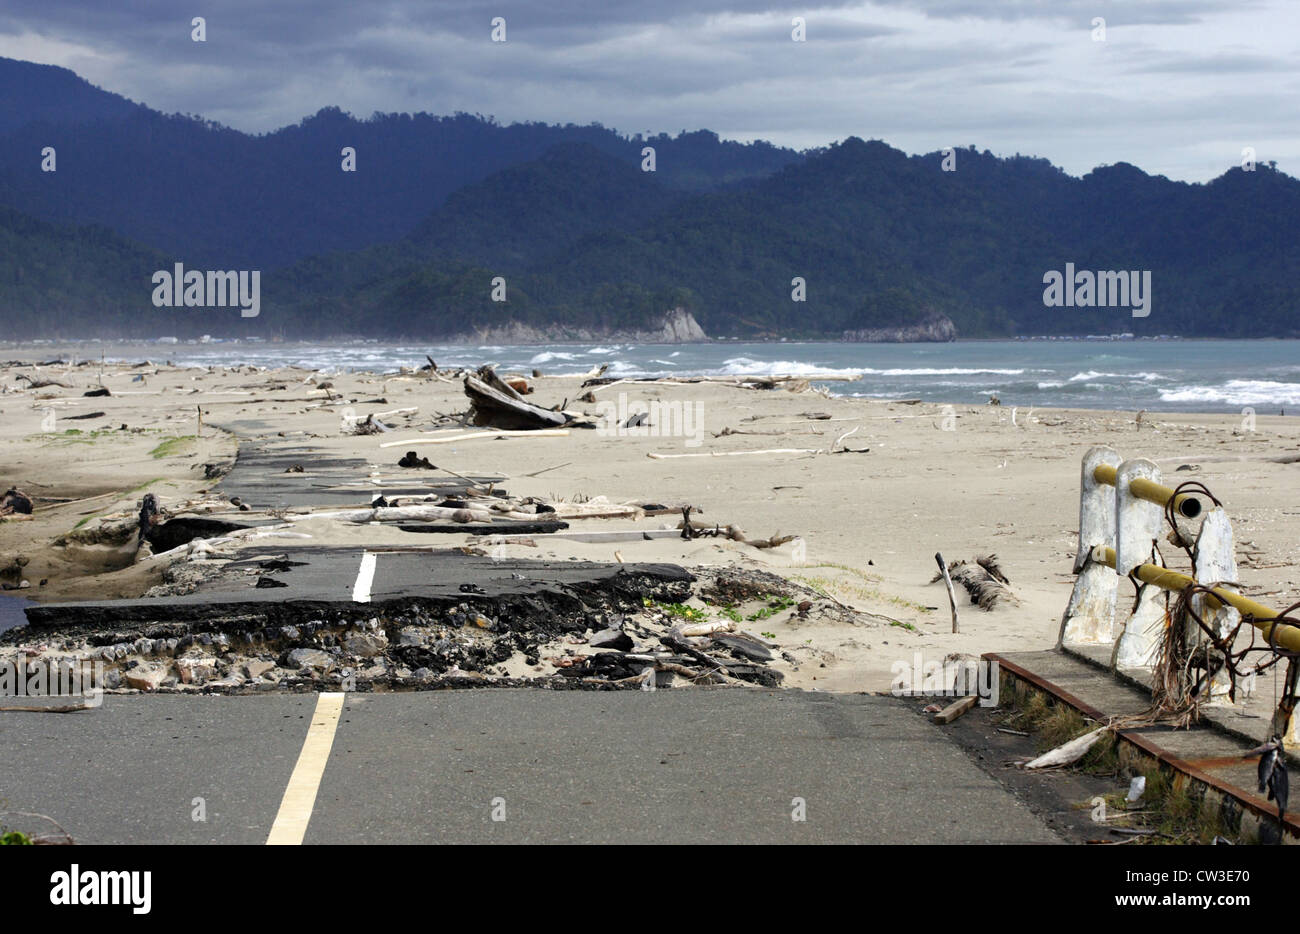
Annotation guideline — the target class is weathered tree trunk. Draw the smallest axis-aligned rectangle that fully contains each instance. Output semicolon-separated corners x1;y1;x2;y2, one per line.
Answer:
464;366;567;430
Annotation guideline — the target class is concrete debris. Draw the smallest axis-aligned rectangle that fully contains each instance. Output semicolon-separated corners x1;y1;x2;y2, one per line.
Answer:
0;564;878;694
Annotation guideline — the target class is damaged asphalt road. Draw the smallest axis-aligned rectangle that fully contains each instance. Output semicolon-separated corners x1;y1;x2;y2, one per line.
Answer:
6;551;818;691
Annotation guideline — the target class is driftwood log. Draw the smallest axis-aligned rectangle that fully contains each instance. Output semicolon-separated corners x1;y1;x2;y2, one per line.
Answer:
931;554;1015;610
464;366;567;430
1024;727;1107;769
382;429;569;447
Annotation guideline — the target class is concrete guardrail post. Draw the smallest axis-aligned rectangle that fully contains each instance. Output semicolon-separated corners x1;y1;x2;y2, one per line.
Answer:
1191;507;1240;704
1060;446;1122;646
1112;458;1166;671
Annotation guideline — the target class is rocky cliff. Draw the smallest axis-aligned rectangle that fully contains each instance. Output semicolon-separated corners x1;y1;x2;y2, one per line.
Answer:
463;307;708;344
842;312;957;343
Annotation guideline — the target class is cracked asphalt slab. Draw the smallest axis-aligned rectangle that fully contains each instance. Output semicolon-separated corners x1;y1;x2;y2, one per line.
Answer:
20;550;693;629
0;689;1061;844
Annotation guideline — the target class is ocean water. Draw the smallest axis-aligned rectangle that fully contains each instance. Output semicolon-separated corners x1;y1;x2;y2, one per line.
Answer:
16;338;1300;414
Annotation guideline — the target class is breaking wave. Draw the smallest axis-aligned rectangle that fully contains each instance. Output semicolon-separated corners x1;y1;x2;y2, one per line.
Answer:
1068;370;1168;382
718;357;863;378
1159;380;1300;407
529;351;578;364
859;367;1027;376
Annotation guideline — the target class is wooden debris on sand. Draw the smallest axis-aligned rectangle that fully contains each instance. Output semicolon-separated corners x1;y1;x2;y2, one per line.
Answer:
1023;727;1108;769
397;451;435;469
935;552;959;633
676;506;798;551
648;447;820;460
15;375;69;389
382;429;570;447
932;695;978;724
930;553;1017;609
464;365;568;430
346;413;391;435
0;488;34;516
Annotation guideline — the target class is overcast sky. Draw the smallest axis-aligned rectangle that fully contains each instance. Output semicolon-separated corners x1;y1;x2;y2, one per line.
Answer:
1;0;1296;182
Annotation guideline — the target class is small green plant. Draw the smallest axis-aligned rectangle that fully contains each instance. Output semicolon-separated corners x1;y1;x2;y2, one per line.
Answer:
149;435;197;459
643;598;709;622
791;571;932;614
127;477;167;494
760;631;776;640
47;427;127;446
746;595;794;621
804;561;883;583
0;830;31;845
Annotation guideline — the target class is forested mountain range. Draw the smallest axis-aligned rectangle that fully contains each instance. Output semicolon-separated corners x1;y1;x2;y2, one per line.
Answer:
2;56;1297;340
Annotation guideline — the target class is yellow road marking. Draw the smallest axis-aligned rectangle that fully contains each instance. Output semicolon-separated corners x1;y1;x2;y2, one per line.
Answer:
266;692;345;845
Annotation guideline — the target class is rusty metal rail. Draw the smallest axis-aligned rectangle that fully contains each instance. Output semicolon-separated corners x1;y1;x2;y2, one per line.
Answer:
1091;545;1300;653
1092;463;1202;518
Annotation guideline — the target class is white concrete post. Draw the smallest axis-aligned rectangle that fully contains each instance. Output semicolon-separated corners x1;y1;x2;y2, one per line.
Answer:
1112;458;1167;671
1190;509;1299;739
1191;507;1239;704
1060;446;1122;646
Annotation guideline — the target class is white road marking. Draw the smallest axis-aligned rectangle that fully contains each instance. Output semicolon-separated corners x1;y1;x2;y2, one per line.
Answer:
266;692;346;845
352;551;377;603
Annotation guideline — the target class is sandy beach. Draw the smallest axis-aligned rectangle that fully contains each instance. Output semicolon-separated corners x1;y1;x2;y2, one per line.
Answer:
2;352;1298;694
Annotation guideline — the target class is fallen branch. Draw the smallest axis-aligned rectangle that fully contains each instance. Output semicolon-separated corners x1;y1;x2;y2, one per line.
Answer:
936;552;959;634
0;811;75;844
671;620;738;639
518;462;572;478
1023;727;1107;769
648;447;820;459
546;502;642;520
380;429;569;447
33;490;125;513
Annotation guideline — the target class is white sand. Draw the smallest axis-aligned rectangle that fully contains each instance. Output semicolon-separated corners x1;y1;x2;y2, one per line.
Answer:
2;357;1297;692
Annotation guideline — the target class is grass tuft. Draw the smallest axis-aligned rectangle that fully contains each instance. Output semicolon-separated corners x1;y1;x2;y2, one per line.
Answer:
148;435;196;459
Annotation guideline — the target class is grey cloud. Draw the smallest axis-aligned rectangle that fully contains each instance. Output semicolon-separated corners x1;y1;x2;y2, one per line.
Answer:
862;0;1265;26
0;0;1296;182
1127;52;1291;74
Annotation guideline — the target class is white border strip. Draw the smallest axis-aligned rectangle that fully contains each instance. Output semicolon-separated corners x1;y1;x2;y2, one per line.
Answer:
352;551;377;603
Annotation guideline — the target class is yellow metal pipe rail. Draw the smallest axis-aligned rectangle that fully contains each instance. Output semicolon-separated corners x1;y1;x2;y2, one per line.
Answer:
1093;463;1202;519
1093;546;1300;653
